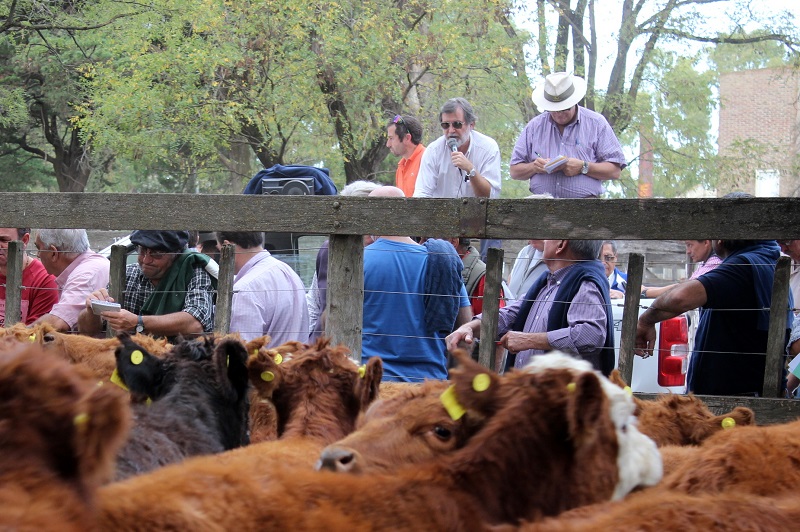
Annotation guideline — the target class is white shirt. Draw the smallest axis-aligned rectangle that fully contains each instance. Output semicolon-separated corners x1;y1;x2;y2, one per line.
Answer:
230;250;309;344
507;245;547;301
414;131;502;198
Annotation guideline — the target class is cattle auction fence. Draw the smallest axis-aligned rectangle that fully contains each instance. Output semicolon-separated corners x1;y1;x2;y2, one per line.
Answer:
2;192;800;422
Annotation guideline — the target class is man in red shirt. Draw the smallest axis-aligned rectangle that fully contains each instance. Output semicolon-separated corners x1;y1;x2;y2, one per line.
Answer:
0;227;58;326
386;114;425;198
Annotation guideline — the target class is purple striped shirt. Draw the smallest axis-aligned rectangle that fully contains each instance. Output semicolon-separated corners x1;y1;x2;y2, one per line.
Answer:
510;106;626;198
486;264;608;368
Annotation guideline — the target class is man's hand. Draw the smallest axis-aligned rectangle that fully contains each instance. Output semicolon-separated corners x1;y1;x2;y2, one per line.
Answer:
446;324;476;352
498;331;547;353
609;289;625;299
450;151;473;173
562;157;585;177
102;309;138;333
635;321;657;358
85;288;114;310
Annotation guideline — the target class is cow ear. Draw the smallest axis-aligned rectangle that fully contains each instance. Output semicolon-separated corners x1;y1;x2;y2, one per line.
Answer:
114;334;164;397
566;372;608;446
447;349;500;416
247;348;283;398
71;383;132;487
356;356;383;407
215;338;250;403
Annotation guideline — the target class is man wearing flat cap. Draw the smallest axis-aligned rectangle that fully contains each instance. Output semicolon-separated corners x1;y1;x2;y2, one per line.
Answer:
77;230;216;339
509;72;626;198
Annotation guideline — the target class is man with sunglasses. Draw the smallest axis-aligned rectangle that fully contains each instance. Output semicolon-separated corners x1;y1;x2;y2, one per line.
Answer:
414;97;501;199
386;114;426;198
78;230;216;339
510;72;626;198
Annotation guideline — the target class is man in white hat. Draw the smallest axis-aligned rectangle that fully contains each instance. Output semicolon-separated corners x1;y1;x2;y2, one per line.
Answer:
509;72;626;198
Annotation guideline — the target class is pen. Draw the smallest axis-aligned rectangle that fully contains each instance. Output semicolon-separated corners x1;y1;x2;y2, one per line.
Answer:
534;151;542;158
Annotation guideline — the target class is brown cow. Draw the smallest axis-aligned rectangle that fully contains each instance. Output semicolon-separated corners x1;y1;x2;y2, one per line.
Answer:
97;351;662;530
0;342;130;530
609;370;755;446
510;490;800;531
660;418;800;496
321;353;663;503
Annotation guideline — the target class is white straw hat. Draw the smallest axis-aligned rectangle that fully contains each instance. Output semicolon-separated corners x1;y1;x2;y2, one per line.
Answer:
531;72;587;112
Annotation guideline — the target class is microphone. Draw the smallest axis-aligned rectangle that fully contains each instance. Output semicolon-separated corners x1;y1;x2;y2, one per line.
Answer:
447;138;466;181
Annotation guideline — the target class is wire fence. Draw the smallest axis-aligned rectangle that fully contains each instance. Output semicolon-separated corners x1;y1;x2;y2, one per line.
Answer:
2;239;797;379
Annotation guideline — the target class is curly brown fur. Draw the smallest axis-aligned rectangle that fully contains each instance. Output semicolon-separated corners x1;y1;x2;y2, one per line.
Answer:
0;343;130;530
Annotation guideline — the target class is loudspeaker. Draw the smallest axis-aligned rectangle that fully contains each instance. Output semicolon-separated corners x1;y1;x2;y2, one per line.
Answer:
261;177;315;195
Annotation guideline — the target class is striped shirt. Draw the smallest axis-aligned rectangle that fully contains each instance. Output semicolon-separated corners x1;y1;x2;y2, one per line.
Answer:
510;106;626;198
489;264;608;368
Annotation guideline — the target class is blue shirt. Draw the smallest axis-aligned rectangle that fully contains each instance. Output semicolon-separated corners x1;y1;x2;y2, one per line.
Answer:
362;239;469;382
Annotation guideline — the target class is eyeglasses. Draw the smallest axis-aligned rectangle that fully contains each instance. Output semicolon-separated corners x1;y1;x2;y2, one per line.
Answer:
393;115;405;125
603;254;616;262
440;121;464;130
137;246;167;260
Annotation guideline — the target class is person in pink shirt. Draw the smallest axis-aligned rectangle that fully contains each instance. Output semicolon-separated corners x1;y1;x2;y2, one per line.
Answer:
0;227;58;326
33;229;110;332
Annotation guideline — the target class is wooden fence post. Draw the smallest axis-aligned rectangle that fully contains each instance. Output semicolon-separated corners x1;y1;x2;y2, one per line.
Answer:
326;234;364;362
213;244;235;336
619;253;644;385
4;241;23;327
107;245;128;337
478;247;503;371
763;255;792;398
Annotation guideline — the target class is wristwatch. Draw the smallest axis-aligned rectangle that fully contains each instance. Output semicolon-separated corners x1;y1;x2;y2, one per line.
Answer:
136;314;144;334
581;161;590;175
466;167;477;179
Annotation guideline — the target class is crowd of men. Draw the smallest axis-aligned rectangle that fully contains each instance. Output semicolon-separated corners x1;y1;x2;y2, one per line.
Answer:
1;71;795;397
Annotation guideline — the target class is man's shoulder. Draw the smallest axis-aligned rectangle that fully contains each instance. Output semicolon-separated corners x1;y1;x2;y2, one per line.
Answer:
576;106;610;125
471;130;500;150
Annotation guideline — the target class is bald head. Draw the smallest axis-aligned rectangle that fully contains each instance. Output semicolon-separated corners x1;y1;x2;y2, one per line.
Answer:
368;186;405;198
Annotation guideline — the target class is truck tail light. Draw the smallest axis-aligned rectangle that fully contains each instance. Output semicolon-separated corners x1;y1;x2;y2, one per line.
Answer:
657;315;689;387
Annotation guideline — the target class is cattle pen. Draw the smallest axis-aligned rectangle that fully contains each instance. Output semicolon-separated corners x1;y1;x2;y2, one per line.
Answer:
3;192;800;424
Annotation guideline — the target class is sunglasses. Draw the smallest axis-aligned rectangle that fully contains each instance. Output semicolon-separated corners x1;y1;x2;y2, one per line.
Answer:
137;246;168;260
440;121;464;130
393;115;404;125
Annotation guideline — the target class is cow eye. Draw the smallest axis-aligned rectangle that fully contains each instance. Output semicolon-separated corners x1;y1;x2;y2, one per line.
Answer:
432;425;452;440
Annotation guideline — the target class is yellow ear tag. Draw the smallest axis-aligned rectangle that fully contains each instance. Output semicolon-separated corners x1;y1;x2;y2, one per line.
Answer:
226;355;230;367
252;349;259;356
566;382;577;393
440;385;466;421
146;397;153;406
110;369;129;392
358;365;366;378
274;353;283;365
130;350;144;365
472;373;491;392
721;417;736;429
28;334;36;342
623;386;633;397
261;371;275;382
73;413;90;426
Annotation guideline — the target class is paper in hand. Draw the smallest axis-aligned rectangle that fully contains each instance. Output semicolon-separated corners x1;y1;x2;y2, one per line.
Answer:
544;155;568;174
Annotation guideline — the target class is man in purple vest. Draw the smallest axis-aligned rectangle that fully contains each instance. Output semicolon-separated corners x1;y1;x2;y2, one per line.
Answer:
446;239;614;375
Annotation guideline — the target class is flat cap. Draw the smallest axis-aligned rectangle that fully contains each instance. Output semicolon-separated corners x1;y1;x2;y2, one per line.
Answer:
130;230;189;253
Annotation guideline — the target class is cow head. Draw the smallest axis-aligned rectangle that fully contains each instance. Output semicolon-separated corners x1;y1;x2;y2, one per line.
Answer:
248;337;382;441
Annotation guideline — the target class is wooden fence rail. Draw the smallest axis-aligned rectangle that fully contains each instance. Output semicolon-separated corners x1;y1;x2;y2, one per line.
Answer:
2;193;800;422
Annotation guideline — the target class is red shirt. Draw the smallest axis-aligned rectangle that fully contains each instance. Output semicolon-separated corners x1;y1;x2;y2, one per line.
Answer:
0;259;59;325
396;143;426;198
469;276;506;315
